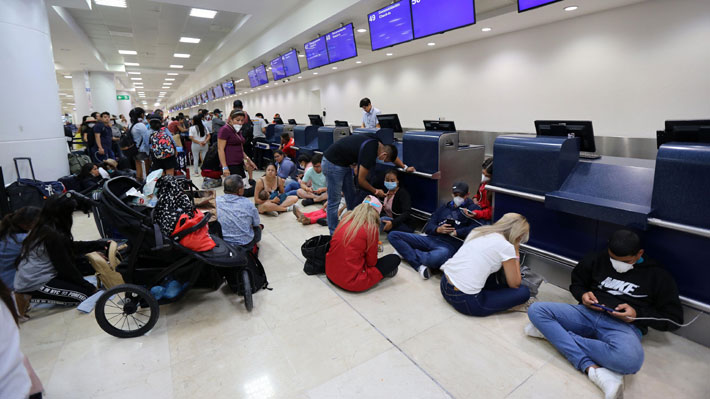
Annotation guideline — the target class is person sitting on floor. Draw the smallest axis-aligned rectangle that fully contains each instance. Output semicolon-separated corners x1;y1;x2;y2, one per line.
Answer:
14;196;107;308
388;182;479;280
77;163;103;192
440;213;531;317
325;196;400;292
297;153;327;206
526;229;683;399
461;157;493;224
380;169;415;234
293;198;347;226
216;176;262;250
0;207;41;291
253;163;298;215
280;132;296;159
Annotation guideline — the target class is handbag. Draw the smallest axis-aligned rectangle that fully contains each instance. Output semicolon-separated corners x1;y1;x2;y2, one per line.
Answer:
300;235;331;275
171;209;216;252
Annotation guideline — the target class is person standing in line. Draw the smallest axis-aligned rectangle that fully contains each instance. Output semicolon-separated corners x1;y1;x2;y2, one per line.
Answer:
211;109;226;145
218;110;257;180
189;114;210;176
128;107;152;181
360;98;381;129
93;112;115;162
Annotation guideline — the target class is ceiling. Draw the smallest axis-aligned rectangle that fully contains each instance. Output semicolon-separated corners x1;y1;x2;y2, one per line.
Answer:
48;0;648;113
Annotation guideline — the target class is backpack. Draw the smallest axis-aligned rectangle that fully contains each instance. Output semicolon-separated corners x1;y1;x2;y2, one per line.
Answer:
68;152;92;175
301;235;331;275
154;176;194;236
226;248;270;295
150;128;176;159
119;123;137;151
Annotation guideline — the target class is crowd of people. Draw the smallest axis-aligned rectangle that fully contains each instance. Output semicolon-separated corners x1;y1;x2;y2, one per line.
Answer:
0;97;686;399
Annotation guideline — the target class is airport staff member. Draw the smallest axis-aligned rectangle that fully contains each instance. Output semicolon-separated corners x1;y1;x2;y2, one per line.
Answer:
360;98;381;129
322;133;414;234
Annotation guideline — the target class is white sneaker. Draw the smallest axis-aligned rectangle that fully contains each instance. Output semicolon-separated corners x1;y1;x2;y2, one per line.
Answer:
524;323;546;339
286;205;294;212
418;265;431;280
588;367;624;399
509;297;538;313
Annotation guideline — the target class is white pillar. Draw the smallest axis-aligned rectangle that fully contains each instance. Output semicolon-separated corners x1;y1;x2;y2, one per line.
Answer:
0;0;68;182
72;70;92;119
89;71;118;116
116;91;133;120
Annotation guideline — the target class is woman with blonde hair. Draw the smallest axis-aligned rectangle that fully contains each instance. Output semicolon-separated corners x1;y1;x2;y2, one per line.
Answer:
326;196;400;292
440;213;531;316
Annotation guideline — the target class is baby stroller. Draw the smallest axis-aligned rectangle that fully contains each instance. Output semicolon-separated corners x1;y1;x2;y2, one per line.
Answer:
71;176;264;338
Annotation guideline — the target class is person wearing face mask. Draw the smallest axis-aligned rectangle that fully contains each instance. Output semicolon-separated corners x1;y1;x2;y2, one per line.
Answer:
462;157;493;224
526;229;683;399
218;110;257;182
388;182;479;279
380;169;414;233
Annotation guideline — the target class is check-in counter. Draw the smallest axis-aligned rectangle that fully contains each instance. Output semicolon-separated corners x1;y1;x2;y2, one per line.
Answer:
317;126;350;152
291;125;320;158
352;127;394;145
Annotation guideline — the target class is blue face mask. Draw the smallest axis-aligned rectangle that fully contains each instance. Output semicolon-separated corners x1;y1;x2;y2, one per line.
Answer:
384;181;397;191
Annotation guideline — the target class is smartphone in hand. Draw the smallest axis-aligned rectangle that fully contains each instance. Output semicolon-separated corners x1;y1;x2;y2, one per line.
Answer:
445;218;456;226
592;303;616;313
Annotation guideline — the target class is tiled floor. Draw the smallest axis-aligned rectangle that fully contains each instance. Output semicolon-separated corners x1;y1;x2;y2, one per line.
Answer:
19;174;710;398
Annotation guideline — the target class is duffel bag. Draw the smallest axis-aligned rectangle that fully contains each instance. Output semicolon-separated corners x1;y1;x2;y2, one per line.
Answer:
300;235;331;275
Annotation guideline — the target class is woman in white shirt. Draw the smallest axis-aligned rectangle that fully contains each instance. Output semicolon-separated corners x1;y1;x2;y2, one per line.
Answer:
189;114;211;175
440;213;531;317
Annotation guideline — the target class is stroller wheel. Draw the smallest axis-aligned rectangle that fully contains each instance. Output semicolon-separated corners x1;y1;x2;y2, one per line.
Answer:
242;270;253;312
95;284;160;338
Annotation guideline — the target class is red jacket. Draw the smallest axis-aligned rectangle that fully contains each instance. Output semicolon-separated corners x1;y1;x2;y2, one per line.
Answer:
325;221;383;292
473;182;492;220
283;137;296;159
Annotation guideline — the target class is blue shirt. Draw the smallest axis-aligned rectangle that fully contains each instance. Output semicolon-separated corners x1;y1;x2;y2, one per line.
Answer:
93;122;113;148
362;107;381;129
0;233;26;290
216;194;260;246
277;157;297;179
131;122;151;154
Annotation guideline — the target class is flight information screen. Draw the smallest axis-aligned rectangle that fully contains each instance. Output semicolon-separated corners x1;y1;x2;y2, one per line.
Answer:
411;0;475;39
326;23;357;63
248;69;258;88
270;56;286;80
518;0;563;12
305;36;329;69
282;49;301;77
368;0;413;51
255;64;269;85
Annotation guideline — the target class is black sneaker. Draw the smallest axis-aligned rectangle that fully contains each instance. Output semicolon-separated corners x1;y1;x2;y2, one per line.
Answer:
316;218;328;226
385;266;398;278
301;198;315;207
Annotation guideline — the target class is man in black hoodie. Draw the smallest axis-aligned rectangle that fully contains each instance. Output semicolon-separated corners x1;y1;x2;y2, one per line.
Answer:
526;229;683;399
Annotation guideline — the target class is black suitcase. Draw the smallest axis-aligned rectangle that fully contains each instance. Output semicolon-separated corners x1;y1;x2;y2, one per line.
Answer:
6;158;65;211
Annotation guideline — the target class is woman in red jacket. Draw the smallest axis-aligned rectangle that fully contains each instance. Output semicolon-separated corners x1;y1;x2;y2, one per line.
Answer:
462;157;493;223
326;196;400;292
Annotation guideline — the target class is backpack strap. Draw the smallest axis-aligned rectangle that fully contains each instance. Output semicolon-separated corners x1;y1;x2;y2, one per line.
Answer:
354;137;378;189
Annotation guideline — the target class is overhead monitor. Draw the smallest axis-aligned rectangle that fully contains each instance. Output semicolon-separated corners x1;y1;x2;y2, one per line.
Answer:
308;114;324;127
288;119;297;125
247;69;258;88
305;36;329;69
270;56;286;81
207;87;215;101
368;0;414;51
326;23;357;63
334;120;349;127
518;0;563;13
203;92;209;103
424;120;457;132
213;84;224;99
535;120;596;153
412;0;475;39
377;114;403;133
282;49;301;77
222;80;236;96
255;65;269;86
273;117;284;124
657;120;710;148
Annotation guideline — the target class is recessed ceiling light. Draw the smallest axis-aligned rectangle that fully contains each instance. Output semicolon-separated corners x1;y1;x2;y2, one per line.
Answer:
265;85;269;88
124;62;140;66
95;0;127;8
313;72;318;75
332;66;338;70
118;50;137;55
298;54;305;58
170;65;183;68
481;27;492;32
386;53;393;56
190;8;217;19
357;28;367;33
64;75;72;79
355;61;362;64
165;78;175;81
250;90;254;92
274;82;278;85
427;42;436;46
179;37;201;44
130;77;142;81
167;72;179;76
127;71;141;75
138;92;145;94
298;76;302;79
154;102;161;106
564;6;578;11
173;53;191;58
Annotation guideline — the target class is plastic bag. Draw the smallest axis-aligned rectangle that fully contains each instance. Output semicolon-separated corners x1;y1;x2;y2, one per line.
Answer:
143;169;163;197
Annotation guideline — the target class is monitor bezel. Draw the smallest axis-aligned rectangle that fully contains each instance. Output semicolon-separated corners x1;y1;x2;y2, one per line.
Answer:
377;113;404;133
411;0;476;41
518;0;564;13
308;114;324;127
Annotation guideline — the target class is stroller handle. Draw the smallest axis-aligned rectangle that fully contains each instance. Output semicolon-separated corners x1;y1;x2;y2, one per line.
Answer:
66;190;100;206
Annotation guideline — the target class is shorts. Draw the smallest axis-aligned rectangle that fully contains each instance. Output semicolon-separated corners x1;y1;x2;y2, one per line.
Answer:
135;152;149;161
151;156;178;171
228;163;246;178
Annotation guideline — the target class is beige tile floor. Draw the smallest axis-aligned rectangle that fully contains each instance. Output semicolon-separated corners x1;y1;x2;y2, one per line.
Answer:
18;174;710;399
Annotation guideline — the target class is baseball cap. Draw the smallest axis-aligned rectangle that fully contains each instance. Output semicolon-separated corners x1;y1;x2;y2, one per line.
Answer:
452;182;469;195
213;108;222;114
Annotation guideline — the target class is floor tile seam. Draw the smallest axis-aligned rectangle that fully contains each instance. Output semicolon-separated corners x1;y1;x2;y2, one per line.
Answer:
268;228;457;398
503;354;555;399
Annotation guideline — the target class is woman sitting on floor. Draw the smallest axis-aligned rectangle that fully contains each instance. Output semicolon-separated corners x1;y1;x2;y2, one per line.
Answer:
14;196;107;308
380;169;415;234
253;163;298;215
326;196;400;292
440;212;531;316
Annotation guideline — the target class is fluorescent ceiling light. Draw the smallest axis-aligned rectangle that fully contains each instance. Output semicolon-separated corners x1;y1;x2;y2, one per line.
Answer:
95;0;127;8
564;6;579;11
130;77;142;81
165;78;175;81
127;72;141;75
118;50;137;55
190;8;217;19
170;65;183;69
124;62;140;66
173;53;191;58
167;73;179;76
154;103;161;106
356;28;367;33
180;37;201;44
481;27;492;32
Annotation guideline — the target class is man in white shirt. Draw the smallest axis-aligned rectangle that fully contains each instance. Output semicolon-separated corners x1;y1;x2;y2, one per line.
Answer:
360;98;381;129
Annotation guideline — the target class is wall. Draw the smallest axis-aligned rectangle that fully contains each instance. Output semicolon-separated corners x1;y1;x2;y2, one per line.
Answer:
230;0;710;138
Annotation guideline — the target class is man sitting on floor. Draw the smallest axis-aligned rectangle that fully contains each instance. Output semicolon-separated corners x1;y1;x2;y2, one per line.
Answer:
526;229;683;399
216;176;262;249
297;153;327;206
388;182;479;279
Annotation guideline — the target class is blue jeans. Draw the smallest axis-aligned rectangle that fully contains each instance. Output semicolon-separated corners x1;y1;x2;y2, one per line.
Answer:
388;232;459;270
284;179;300;197
380;216;414;234
91;145;115;162
322;157;359;234
527;302;644;374
440;273;530;317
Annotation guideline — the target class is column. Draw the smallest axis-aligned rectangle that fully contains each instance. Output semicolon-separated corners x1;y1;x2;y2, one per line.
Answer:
0;0;68;182
89;71;119;116
71;70;92;119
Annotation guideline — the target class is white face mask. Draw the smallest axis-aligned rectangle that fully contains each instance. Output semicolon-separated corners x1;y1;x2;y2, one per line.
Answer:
452;196;465;207
481;174;490;183
610;258;634;274
233;124;242;130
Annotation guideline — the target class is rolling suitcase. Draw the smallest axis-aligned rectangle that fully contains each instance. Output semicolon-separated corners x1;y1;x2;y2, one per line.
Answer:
6;158;65;211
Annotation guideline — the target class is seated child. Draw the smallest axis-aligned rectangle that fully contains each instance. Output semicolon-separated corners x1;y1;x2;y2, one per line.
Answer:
462;157;493;223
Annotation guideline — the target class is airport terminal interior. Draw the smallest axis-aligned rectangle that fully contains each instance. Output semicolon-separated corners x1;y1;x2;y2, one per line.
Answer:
1;0;709;398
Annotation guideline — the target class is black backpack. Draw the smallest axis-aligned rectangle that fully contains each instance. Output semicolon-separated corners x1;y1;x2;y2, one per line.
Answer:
300;235;331;275
225;248;270;294
120;124;137;151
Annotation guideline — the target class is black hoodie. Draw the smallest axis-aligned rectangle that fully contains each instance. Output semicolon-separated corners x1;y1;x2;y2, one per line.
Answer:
570;250;683;334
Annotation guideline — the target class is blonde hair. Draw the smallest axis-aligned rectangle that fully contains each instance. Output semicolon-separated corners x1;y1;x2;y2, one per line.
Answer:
335;202;381;247
465;213;530;245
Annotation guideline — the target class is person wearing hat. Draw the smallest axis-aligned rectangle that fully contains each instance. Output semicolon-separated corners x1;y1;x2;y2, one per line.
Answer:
388;181;479;280
210;109;225;145
325;195;401;292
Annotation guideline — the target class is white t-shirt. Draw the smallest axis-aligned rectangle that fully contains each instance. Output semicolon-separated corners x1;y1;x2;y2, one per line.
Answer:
189;125;209;146
441;233;517;295
252;118;267;139
0;302;30;399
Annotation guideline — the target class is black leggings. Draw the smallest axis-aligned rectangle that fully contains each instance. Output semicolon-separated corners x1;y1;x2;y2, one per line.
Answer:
26;278;95;306
375;254;400;277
